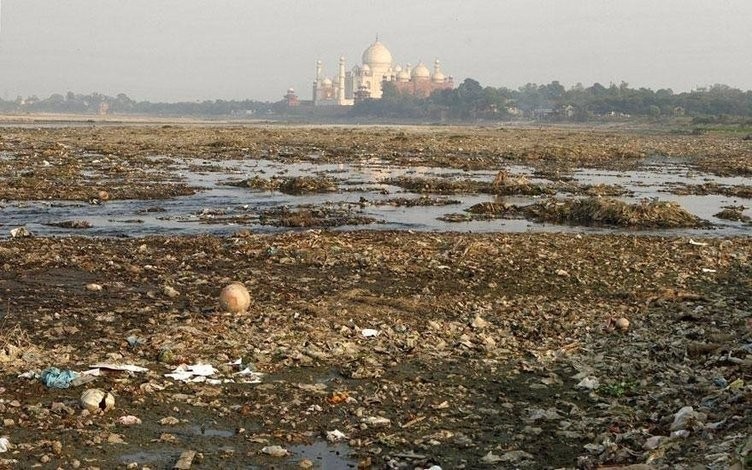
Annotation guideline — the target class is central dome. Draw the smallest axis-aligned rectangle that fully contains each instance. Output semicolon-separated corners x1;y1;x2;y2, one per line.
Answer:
362;40;393;67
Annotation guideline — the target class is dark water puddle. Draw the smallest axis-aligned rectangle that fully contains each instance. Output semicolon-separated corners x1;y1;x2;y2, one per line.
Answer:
2;157;750;238
289;442;356;469
118;448;180;466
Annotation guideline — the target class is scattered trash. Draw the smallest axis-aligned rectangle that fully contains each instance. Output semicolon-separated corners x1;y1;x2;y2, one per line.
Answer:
670;406;707;432
0;437;10;453
480;451;502;464
261;445;289;457
9;227;32;238
361;328;380;338
689;239;709;246
701;268;717;273
326;430;347;442
643;435;665;450
89;363;149;373
615;317;630;331
80;388;115;413
165;363;217;382
40;367;79;388
0;126;750;469
576;376;600;391
362;416;391;426
219;282;251;313
86;283;103;292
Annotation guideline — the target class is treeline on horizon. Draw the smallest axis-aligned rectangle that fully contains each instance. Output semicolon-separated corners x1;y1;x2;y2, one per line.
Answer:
355;79;752;123
2;80;752;123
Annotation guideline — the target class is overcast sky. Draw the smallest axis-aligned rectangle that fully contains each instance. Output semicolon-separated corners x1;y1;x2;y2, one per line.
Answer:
0;0;750;102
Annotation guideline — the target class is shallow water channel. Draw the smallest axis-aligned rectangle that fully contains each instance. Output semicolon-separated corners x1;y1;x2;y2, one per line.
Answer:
2;157;750;238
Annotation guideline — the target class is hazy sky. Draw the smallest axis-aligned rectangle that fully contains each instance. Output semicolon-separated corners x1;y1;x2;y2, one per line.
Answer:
0;0;750;102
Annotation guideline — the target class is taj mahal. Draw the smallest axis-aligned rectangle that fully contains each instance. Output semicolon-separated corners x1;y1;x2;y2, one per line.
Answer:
309;38;454;106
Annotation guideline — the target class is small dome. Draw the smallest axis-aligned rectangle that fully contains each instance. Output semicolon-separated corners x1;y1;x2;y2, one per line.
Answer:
362;63;371;72
362;40;393;67
431;71;446;83
412;62;430;79
396;70;410;82
322;78;333;86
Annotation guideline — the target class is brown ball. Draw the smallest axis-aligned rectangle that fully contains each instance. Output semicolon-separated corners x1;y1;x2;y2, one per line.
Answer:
97;190;110;201
219;282;251;313
615;317;630;331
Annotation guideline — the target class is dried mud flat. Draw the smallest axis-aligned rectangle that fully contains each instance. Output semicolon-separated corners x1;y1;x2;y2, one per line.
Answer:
0;124;751;469
0;232;750;469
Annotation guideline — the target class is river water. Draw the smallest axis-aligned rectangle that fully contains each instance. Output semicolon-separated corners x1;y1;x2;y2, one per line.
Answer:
1;156;750;238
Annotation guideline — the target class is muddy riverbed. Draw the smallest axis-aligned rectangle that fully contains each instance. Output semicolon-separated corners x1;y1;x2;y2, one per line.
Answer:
1;155;750;238
0;124;750;469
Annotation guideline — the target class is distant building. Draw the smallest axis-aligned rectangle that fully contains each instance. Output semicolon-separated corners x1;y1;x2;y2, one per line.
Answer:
308;38;453;106
283;88;299;107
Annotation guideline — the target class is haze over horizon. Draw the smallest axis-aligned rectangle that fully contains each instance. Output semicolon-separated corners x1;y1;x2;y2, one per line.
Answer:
0;0;750;103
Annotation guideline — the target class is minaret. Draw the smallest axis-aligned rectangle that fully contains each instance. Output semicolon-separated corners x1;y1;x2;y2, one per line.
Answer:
337;56;346;104
434;58;441;75
313;59;323;104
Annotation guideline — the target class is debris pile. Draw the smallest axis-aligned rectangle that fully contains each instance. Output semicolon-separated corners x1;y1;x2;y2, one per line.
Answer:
526;197;707;228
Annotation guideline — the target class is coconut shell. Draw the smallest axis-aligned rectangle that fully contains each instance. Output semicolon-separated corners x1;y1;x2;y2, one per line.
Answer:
219;282;251;313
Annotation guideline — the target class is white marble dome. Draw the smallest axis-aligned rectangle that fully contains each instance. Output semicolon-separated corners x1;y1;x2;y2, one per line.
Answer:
411;62;430;79
362;40;393;67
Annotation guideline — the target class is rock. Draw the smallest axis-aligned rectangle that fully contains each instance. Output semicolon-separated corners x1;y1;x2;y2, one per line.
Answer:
219;282;251;313
500;450;535;462
471;314;490;329
107;433;126;444
117;415;142;426
51;441;63;455
615;317;630;331
163;285;180;298
173;450;196;470
86;283;103;292
80;388;115;412
298;459;314;469
159;416;180;426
